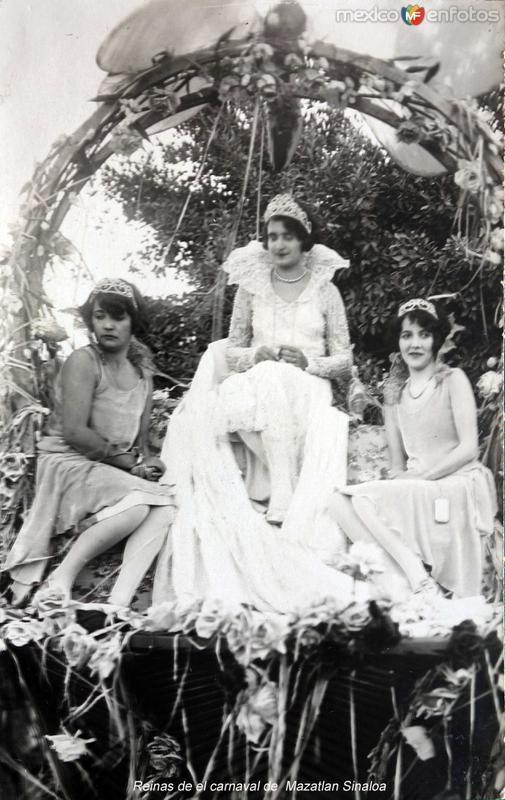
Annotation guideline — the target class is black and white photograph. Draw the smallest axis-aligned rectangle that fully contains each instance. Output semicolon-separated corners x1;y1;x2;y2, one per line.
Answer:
0;1;503;798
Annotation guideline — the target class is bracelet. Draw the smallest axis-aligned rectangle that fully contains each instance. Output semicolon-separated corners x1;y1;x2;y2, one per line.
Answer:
104;444;141;461
131;446;144;466
130;462;157;480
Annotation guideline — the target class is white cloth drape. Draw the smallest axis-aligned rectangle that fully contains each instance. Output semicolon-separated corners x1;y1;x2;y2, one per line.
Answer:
153;340;361;613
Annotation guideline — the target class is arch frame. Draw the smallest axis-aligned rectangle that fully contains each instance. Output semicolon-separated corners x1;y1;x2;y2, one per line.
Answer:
1;23;502;409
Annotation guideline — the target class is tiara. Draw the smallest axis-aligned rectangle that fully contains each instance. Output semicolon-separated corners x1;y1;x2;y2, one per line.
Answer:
264;194;312;234
398;298;438;319
90;278;137;309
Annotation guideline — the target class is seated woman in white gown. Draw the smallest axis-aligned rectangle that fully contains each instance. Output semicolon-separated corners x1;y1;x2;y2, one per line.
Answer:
153;194;363;613
219;193;352;524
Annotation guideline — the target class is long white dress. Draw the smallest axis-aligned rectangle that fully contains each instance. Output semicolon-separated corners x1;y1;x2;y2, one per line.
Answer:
153;241;363;613
220;241;353;523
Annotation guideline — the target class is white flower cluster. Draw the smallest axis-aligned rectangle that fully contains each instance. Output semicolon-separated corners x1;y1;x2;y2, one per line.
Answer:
45;730;95;762
477;369;501;399
236;671;278;744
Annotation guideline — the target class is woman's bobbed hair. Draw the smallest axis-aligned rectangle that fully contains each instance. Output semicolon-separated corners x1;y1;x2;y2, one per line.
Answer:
262;200;320;252
390;306;451;359
80;282;147;336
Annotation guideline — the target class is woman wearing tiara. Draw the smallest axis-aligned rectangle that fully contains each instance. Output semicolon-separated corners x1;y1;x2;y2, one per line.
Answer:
219;194;352;525
326;298;497;599
5;279;175;608
154;194;359;613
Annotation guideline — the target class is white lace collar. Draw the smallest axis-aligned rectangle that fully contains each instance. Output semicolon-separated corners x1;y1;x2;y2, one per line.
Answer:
222;240;349;299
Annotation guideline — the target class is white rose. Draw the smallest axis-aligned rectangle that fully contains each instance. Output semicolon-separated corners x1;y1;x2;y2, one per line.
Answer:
138;602;179;633
32;586;72;618
4;619;45;647
195;599;231;639
88;633;123;680
490;228;504;252
236;705;265;744
236;681;279;744
249;681;278;726
454;159;484;194
175;599;202;633
401;726;435;761
477;371;501;398
245;611;291;664
440;665;475;689
45;730;95;762
61;624;97;668
339;602;372;632
226;612;253;664
484;249;502;266
294;598;340;630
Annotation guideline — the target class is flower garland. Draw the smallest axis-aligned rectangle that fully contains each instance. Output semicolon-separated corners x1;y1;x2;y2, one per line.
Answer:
0;7;502;797
0;557;501;797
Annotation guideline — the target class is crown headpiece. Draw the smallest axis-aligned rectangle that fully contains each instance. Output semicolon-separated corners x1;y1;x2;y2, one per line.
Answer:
90;278;137;309
264;194;312;234
398;298;438;319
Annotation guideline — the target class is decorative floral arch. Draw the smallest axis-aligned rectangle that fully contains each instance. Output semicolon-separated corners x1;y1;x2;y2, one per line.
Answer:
1;0;502;414
0;6;502;796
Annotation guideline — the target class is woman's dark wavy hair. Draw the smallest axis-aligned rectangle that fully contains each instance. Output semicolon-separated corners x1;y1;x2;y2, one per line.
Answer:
390;305;451;359
80;282;147;336
262;200;320;252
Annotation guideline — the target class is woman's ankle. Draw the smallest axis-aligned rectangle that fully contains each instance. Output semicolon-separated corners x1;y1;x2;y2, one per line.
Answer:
109;589;133;608
45;569;74;596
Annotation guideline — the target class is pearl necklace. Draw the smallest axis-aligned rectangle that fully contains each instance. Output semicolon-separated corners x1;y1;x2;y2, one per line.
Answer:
273;267;308;283
407;374;435;399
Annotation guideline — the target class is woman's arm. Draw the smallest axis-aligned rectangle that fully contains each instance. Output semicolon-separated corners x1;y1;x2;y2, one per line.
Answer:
136;374;153;460
131;373;166;477
226;287;268;372
62;350;138;469
61;350;118;461
419;369;479;480
384;404;407;475
305;284;353;383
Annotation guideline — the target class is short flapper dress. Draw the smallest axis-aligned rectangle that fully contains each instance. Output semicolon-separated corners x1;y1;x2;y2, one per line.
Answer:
5;346;174;592
344;368;497;597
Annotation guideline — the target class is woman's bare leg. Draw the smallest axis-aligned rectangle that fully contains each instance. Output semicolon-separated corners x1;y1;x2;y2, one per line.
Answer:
47;505;150;596
261;428;295;523
109;506;173;607
327;493;427;591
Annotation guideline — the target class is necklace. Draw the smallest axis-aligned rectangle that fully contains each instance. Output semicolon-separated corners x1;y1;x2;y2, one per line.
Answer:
273;267;308;284
407;374;435;399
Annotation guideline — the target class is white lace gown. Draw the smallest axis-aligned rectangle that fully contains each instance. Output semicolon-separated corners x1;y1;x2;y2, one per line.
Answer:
220;241;353;521
154;241;364;614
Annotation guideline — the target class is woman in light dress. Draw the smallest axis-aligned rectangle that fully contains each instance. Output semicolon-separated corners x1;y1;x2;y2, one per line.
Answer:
154;194;362;613
326;299;497;598
220;194;352;524
5;279;175;607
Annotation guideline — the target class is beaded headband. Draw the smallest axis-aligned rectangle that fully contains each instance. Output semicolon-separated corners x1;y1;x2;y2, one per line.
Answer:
398;298;438;319
90;278;137;310
264;194;312;234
